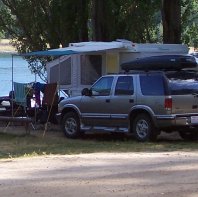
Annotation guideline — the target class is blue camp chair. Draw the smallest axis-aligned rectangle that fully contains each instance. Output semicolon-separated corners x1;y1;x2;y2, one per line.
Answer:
13;82;27;107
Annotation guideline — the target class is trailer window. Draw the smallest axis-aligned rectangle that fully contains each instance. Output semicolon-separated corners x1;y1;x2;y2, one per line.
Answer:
50;57;71;85
81;55;102;85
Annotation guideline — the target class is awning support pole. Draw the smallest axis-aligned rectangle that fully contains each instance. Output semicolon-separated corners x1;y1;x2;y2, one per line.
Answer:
11;54;14;117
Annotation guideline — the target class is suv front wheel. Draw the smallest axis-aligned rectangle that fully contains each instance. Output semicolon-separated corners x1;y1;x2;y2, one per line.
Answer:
132;114;157;142
61;112;80;138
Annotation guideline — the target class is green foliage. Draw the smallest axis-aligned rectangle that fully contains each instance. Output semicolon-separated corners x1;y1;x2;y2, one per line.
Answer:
0;0;163;50
89;0;161;43
112;0;161;43
181;0;198;47
0;0;197;49
0;31;4;39
0;0;89;80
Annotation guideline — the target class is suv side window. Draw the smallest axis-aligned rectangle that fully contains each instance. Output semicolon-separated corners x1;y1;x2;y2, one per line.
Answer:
115;76;134;95
91;76;114;96
140;75;165;96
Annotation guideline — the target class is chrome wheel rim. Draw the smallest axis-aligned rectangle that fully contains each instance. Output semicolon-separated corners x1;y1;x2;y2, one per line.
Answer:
136;119;149;139
65;117;77;135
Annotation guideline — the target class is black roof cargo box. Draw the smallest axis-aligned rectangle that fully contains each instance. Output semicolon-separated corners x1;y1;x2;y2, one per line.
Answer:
121;55;197;72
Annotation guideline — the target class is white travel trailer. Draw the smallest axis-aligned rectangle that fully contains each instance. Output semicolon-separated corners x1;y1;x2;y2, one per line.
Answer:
46;39;189;96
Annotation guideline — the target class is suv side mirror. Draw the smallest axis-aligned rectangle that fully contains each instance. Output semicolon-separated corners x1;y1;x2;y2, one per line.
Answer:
81;88;92;96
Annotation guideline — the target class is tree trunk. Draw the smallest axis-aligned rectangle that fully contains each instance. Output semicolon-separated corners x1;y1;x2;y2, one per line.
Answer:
77;0;89;42
161;0;181;43
91;0;108;41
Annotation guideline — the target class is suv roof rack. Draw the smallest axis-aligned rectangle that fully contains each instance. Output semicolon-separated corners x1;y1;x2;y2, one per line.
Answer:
121;55;197;72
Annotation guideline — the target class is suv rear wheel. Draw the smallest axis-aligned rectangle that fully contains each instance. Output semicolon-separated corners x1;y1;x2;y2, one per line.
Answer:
133;114;157;142
61;112;80;138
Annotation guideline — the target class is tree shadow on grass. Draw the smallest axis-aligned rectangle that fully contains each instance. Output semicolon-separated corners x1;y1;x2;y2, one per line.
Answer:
80;131;183;142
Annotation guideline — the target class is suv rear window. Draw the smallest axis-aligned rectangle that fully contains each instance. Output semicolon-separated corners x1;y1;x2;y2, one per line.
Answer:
140;75;165;96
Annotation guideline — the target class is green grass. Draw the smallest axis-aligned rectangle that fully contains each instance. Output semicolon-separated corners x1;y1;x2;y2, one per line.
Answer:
0;131;198;159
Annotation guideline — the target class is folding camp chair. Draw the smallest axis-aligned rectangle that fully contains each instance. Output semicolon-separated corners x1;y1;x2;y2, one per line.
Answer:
36;83;58;135
13;82;35;130
43;83;58;123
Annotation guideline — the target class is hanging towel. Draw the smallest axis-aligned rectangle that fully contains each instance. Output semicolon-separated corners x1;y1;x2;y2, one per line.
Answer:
32;82;46;107
14;82;27;107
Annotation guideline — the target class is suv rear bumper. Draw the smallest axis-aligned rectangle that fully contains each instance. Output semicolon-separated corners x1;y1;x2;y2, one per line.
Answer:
155;115;198;128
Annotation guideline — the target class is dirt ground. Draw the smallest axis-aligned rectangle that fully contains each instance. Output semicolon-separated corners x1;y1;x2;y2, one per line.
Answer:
1;151;198;197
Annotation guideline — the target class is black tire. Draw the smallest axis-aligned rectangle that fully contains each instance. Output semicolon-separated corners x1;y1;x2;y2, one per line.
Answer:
179;130;198;141
132;114;157;142
61;112;80;138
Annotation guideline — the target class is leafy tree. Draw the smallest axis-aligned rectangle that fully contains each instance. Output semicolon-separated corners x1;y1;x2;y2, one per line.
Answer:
1;0;197;48
0;0;162;49
0;0;89;81
159;0;198;45
0;0;197;81
0;0;89;51
181;0;198;48
116;0;161;43
90;0;161;43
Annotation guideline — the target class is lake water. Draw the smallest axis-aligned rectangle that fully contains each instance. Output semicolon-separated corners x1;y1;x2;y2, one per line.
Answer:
0;53;42;96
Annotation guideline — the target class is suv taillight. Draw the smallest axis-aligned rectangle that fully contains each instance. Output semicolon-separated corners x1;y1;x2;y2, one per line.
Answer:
165;97;172;110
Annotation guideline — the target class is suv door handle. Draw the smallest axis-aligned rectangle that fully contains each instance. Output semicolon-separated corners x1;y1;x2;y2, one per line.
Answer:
106;99;110;103
129;99;134;103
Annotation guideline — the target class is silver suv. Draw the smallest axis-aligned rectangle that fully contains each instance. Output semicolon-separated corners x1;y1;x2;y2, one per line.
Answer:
57;71;198;141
